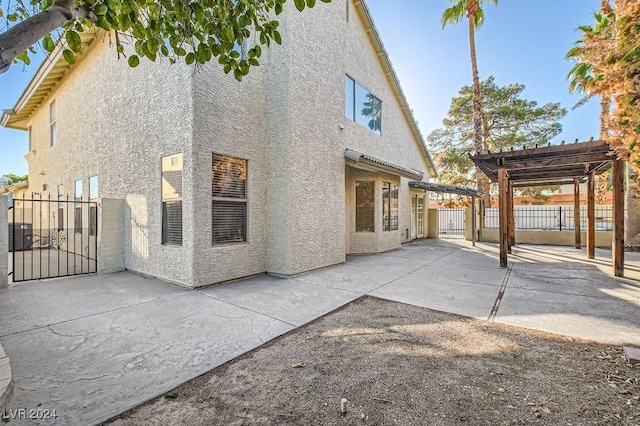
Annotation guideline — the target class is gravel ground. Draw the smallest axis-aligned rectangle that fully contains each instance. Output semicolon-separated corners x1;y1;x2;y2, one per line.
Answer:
107;297;640;425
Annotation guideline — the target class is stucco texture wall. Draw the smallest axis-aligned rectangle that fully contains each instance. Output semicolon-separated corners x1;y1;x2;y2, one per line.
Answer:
23;37;195;286
191;61;268;286
280;0;431;267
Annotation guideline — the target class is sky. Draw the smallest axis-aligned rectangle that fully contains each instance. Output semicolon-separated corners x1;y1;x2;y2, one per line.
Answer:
0;0;602;178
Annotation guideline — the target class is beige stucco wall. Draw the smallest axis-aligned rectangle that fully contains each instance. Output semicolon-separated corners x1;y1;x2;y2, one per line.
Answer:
480;228;613;247
345;167;401;254
97;198;124;273
264;0;433;272
191;60;268;287
23;37;195;286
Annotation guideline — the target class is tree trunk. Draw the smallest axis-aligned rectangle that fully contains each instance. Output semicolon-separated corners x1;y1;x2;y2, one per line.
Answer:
0;0;93;75
467;4;484;192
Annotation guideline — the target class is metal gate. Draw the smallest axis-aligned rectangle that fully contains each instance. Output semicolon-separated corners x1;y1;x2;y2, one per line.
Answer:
8;197;98;282
438;208;465;239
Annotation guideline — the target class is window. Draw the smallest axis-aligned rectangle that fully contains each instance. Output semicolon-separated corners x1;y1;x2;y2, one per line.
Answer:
345;75;382;134
28;125;32;151
355;181;374;232
417;196;424;236
57;185;64;231
161;153;183;246
382;182;398;231
50;100;57;146
75;180;82;200
74;180;82;233
74;206;83;234
212;153;247;244
346;0;349;22
89;176;99;200
89;206;97;237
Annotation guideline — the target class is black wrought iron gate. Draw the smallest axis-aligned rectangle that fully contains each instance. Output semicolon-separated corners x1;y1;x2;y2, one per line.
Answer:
8;198;98;282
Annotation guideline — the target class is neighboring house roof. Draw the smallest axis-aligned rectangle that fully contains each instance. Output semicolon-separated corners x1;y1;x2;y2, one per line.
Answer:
1;32;97;130
1;1;438;178
353;0;437;179
0;180;29;195
345;149;424;180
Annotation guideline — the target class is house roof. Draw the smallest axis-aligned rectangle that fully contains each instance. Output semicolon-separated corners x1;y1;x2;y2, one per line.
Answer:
0;180;29;195
1;32;97;130
353;0;437;179
2;2;439;179
345;149;424;180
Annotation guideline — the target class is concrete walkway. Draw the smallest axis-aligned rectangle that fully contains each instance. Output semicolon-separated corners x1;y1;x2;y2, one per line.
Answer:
0;239;639;425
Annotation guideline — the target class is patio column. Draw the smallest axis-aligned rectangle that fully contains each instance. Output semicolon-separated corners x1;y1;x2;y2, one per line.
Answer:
508;180;515;251
574;180;581;249
587;172;595;259
471;195;476;247
498;168;508;267
612;159;625;277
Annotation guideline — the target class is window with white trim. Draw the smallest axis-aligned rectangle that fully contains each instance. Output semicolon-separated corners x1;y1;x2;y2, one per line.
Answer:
50;100;57;146
212;154;247;244
382;182;398;231
161;153;183;246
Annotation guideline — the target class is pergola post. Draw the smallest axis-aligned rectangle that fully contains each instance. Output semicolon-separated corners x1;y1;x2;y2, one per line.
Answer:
574;179;581;249
587;172;595;259
471;195;476;247
498;167;508;267
612;158;625;277
508;180;515;251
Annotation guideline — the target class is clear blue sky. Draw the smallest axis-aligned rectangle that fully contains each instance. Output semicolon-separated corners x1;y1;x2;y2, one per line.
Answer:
0;0;601;177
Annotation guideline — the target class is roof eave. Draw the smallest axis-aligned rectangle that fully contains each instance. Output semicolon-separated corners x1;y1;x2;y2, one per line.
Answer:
2;32;97;131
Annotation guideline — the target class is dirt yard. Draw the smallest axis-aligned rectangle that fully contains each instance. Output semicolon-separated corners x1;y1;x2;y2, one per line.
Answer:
108;297;640;425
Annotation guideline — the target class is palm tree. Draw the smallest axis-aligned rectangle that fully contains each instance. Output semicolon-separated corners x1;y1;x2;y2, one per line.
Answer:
442;0;498;192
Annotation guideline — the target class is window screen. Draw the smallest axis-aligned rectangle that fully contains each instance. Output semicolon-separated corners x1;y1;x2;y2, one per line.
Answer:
161;153;183;245
212;154;247;244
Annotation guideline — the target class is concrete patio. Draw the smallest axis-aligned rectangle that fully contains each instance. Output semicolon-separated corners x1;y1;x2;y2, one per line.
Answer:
0;239;638;425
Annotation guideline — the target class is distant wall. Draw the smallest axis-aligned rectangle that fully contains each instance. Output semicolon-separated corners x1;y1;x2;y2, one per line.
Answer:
479;228;612;247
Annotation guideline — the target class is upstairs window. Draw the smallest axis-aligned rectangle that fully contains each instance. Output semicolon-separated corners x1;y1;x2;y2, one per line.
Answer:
28;125;32;151
212;154;247;244
50;100;57;146
345;75;382;135
382;182;398;231
161;153;183;246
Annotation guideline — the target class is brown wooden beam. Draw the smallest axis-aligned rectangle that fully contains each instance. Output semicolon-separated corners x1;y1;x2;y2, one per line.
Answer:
587;172;595;259
612;159;625;277
503;152;615;170
574;180;581;249
499;168;508;268
471;139;610;161
513;179;584;188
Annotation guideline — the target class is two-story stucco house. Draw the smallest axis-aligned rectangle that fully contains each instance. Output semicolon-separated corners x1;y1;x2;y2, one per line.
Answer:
1;0;437;288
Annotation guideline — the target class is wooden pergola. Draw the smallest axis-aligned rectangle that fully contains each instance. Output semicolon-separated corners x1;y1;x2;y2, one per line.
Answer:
470;139;625;276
